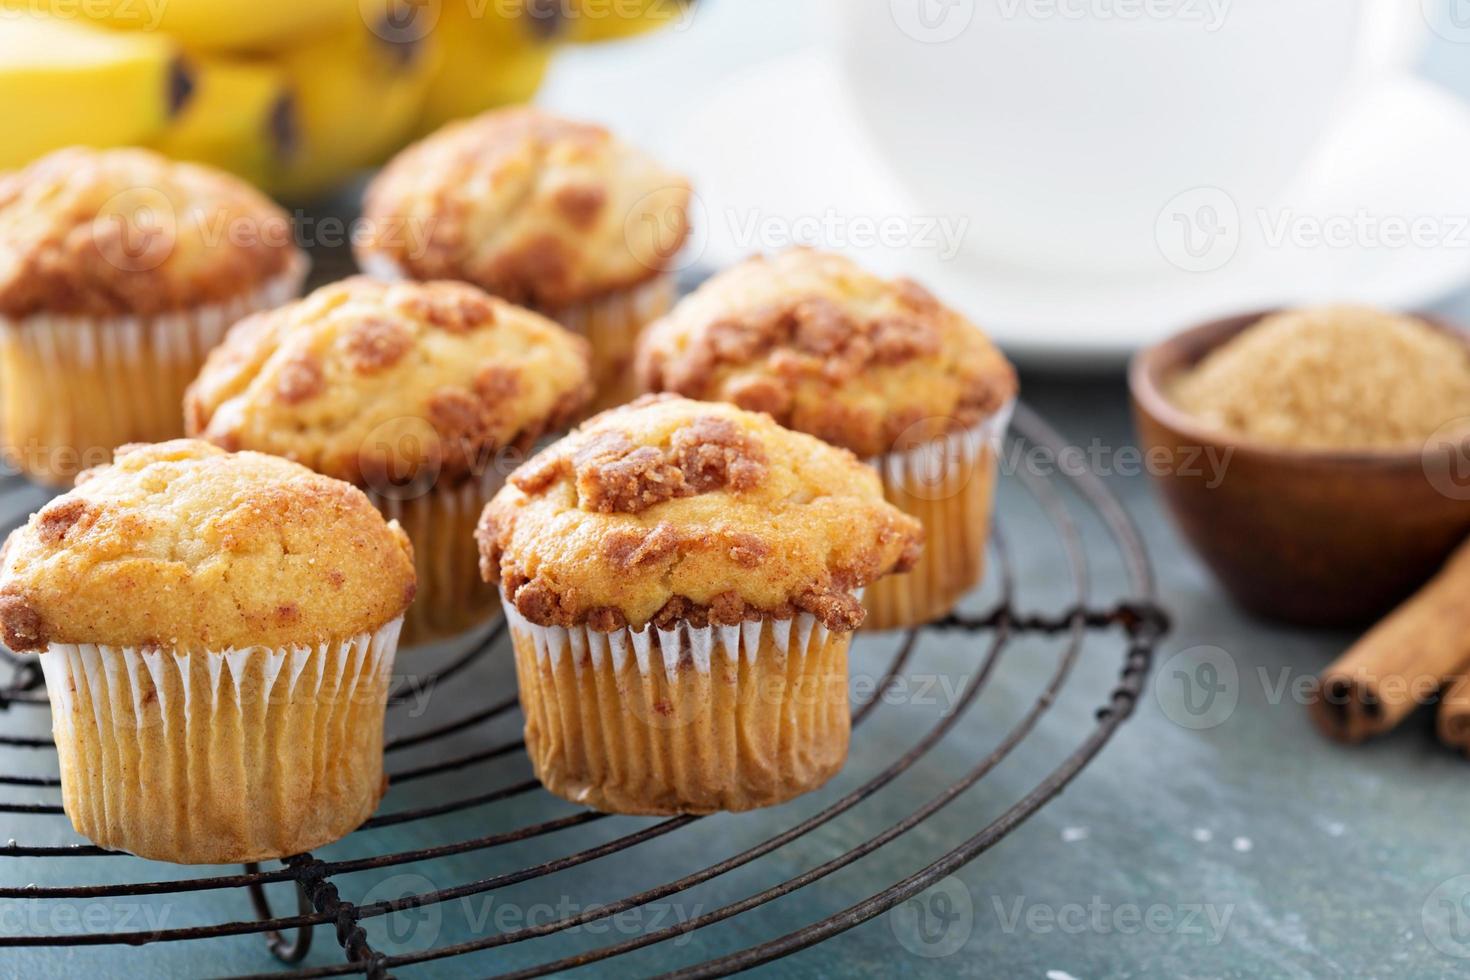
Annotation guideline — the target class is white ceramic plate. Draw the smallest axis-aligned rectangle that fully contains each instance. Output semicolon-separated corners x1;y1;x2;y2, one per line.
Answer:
657;52;1470;366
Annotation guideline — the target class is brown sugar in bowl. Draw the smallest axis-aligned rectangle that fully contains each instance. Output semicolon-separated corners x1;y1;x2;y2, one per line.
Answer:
1130;309;1470;627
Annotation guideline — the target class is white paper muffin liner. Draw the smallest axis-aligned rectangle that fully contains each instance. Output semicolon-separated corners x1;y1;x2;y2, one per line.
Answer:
1;254;308;369
502;596;859;814
373;469;506;645
863;401;1014;631
871;399;1014;488
502;597;857;679
0;253;309;484
38;615;402;864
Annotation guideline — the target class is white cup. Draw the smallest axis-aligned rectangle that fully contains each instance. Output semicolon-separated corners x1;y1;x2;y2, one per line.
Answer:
832;0;1424;275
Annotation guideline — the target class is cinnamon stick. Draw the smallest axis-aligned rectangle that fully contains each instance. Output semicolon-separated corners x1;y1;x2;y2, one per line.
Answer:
1309;538;1470;744
1438;673;1470;754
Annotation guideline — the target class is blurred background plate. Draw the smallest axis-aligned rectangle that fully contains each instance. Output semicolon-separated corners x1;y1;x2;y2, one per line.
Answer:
541;0;1470;367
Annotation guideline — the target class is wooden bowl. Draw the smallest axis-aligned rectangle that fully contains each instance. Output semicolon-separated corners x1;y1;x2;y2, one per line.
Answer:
1130;310;1470;628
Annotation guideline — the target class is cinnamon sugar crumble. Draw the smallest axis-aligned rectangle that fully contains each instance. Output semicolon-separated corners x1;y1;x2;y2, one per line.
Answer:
563;417;768;515
655;295;943;394
0;147;299;319
0;593;46;651
360;107;691;309
634;251;1017;459
473;365;521;403
1171;305;1470;449
587;606;628;632
492;557;883;633
476;235;574;308
426;389;493;449
510;453;573;495
601;522;682;570
343;317;413;374
399;284;497;333
553;184;607;228
726;532;770;568
795;589;865;631
575;435;686;513
35;499;94;545
274;354;325;405
670;418;766;493
725;376;791;417
478;396;925;635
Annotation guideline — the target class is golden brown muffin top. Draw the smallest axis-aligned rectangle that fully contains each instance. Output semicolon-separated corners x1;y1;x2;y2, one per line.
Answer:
185;276;593;491
635;249;1018;458
477;395;924;633
0;441;416;653
358;107;692;309
0;147;302;319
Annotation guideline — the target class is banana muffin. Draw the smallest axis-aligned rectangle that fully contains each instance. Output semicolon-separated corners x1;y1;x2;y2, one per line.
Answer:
0;440;416;863
0;147;308;485
185;276;592;644
357;107;691;412
635;249;1017;630
476;394;924;814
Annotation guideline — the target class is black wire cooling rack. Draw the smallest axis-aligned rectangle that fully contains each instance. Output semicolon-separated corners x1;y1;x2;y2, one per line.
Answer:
0;402;1166;978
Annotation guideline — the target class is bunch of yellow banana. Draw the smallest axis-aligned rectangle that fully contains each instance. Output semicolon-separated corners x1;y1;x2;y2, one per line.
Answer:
420;0;694;131
0;0;690;199
0;8;189;172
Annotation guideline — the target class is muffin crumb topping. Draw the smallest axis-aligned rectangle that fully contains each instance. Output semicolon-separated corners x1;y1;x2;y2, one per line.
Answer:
344;317;414;374
185;277;592;487
35;498;94;545
566;414;768;515
274;354;325;405
636;250;1016;457
0;593;47;651
359;107;691;309
403;285;498;333
0;147;302;319
478;396;923;632
0;440;417;652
